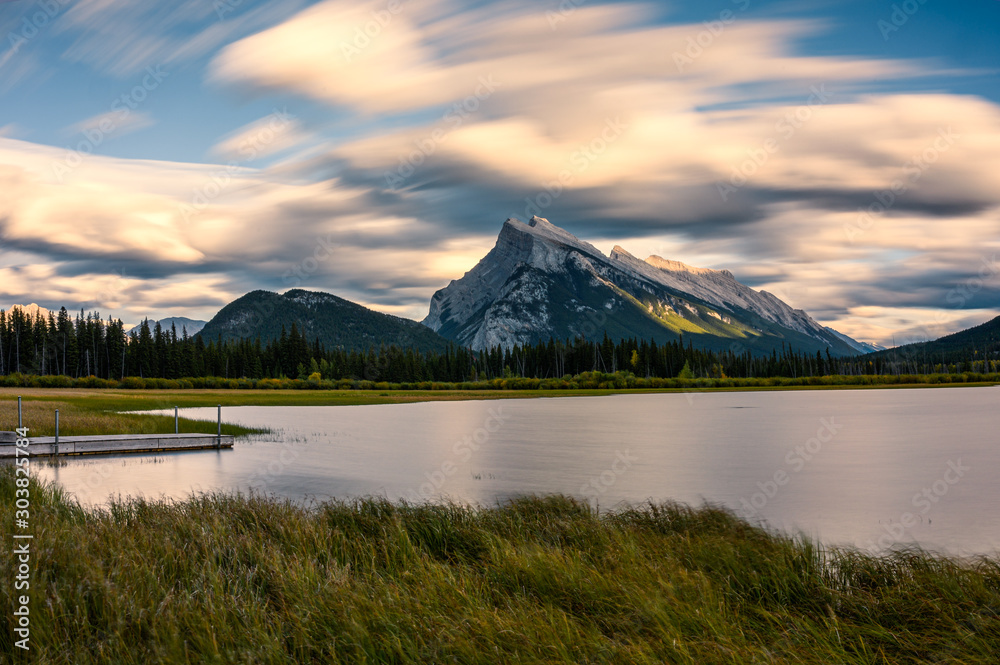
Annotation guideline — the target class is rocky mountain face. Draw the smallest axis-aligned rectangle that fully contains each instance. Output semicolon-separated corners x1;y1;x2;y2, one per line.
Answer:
824;326;885;354
199;289;451;353
424;216;866;356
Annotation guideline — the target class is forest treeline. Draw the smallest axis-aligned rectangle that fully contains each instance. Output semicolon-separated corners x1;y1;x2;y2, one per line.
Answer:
1;306;998;387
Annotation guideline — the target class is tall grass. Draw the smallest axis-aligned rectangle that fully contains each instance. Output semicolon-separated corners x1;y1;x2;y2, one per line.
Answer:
0;396;263;438
0;470;997;663
2;370;998;392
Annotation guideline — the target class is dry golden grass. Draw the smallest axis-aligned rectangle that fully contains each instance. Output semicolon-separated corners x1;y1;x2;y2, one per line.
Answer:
1;475;998;664
0;393;258;437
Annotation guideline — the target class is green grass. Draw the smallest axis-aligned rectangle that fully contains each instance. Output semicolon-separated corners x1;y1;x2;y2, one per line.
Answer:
4;377;997;417
0;390;264;438
2;379;996;438
4;370;999;395
1;469;997;663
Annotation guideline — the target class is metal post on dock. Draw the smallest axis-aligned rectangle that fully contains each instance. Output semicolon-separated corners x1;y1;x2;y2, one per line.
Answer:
17;396;22;430
55;409;59;444
216;405;221;449
175;407;179;434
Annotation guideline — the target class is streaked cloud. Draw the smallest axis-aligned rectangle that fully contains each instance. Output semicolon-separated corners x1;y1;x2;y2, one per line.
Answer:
68;110;155;138
210;3;919;116
0;134;488;324
53;0;308;77
209;110;308;161
0;0;997;345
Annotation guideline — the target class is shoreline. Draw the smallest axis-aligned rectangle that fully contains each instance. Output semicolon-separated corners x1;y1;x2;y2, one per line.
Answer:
2;379;998;408
3;468;998;662
2;381;995;438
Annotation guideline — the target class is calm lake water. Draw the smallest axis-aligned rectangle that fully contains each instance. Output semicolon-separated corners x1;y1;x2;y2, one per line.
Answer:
34;387;1000;555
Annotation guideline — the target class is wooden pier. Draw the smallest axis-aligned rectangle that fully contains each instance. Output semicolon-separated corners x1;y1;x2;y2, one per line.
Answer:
0;433;234;458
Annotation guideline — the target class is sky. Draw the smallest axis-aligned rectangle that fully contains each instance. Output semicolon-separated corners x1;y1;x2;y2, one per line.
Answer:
0;0;998;347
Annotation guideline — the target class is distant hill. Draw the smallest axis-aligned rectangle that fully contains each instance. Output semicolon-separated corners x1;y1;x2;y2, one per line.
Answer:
153;317;207;336
197;289;451;353
6;303;53;319
824;326;884;354
868;315;1000;364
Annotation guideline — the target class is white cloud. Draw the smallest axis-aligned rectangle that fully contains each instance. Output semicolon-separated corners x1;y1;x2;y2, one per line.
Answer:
0;135;491;323
209;111;308;162
68;110;154;138
2;1;998;345
210;2;918;116
54;0;308;77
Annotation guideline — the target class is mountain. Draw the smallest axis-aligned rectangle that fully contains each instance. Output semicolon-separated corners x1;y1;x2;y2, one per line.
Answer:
6;303;53;319
423;216;866;356
198;289;451;353
4;306;204;337
824;326;885;354
153;317;207;336
866;315;1000;364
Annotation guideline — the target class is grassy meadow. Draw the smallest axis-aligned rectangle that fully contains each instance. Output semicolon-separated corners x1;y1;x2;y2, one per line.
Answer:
0;387;583;437
2;378;997;438
2;385;998;662
0;469;998;663
0;389;266;438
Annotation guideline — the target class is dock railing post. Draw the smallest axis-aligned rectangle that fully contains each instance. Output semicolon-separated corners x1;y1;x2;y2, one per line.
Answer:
18;396;22;430
217;405;221;449
175;407;179;434
55;409;59;445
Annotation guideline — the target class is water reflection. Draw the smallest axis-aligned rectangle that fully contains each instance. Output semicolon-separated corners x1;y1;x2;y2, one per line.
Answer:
27;387;1000;555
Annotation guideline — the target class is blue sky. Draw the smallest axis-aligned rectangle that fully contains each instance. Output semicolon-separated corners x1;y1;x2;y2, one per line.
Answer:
1;0;998;345
6;1;999;162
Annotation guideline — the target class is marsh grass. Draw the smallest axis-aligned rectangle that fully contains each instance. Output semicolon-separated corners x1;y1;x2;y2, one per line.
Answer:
0;394;264;438
3;383;995;440
0;469;997;664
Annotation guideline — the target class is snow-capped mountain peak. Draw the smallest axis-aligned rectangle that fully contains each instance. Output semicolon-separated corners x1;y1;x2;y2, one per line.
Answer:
424;216;868;355
645;255;727;278
502;215;605;258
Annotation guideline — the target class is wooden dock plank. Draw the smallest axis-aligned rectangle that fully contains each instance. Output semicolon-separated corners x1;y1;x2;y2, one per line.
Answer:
0;433;234;457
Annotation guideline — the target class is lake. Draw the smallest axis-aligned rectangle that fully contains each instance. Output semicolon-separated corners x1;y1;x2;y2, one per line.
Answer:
35;387;1000;555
